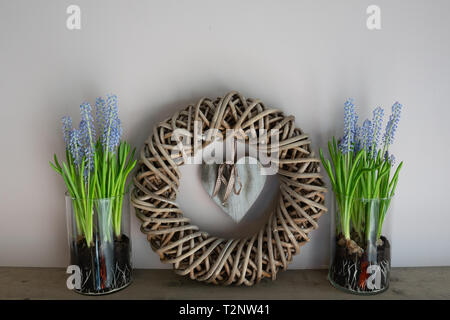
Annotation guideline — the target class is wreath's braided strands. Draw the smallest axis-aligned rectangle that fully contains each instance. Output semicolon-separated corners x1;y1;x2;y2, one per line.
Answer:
131;91;327;286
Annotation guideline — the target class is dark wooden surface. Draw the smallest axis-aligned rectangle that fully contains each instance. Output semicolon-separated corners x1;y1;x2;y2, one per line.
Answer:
0;267;448;300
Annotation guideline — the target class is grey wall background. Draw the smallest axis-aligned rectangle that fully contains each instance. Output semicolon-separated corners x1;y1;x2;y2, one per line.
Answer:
1;0;449;269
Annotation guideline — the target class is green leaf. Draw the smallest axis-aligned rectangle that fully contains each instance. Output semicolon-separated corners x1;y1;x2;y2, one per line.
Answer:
389;161;403;196
49;161;62;175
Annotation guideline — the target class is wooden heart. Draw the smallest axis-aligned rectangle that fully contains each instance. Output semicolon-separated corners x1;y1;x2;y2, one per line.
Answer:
201;157;267;223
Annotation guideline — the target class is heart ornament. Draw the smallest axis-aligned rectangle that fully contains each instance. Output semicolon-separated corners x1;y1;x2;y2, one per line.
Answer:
201;156;266;223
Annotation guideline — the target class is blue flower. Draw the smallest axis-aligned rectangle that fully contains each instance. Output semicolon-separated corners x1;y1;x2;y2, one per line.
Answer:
68;128;83;169
339;98;358;154
108;118;122;152
383;102;402;150
360;119;373;151
95;97;106;135
61;116;72;149
354;123;361;153
79;121;94;178
389;154;396;166
101;94;122;153
80;102;96;178
370;107;384;157
384;151;396;167
80;102;96;142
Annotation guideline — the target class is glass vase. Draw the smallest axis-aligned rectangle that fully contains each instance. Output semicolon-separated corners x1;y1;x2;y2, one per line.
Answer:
328;194;392;294
65;192;132;295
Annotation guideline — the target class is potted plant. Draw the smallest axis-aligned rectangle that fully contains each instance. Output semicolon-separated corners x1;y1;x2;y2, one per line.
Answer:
50;94;136;295
320;99;403;294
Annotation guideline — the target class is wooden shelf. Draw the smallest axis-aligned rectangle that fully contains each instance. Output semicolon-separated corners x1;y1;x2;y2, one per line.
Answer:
1;267;448;300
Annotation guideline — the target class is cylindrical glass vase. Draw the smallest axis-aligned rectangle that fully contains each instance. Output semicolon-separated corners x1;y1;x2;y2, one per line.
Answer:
328;194;392;294
65;192;132;295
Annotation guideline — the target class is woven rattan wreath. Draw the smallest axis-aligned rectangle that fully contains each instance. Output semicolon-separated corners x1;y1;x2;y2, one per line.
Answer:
131;91;327;286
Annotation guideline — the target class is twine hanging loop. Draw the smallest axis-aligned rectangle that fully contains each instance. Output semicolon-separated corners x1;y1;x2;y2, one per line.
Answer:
212;139;242;204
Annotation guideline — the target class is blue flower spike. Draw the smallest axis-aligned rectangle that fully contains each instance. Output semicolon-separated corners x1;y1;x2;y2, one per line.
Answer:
340;98;357;154
383;102;403;151
80;102;96;179
360;119;373;151
370;106;384;157
68;128;83;169
62;116;73;149
101;94;122;154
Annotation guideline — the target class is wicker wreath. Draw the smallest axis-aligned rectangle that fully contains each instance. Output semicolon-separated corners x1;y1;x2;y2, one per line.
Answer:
131;91;327;286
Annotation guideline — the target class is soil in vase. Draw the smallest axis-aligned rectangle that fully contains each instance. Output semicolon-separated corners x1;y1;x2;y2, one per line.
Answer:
329;235;390;294
70;234;132;295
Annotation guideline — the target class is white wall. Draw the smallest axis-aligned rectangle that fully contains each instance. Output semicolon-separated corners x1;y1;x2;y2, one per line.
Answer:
1;0;449;269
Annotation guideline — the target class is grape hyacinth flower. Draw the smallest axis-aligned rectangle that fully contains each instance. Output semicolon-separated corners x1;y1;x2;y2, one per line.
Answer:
383;150;396;166
79;123;93;181
389;154;396;166
80;102;96;144
360;119;373;151
101;94;122;154
370;107;384;157
62;116;73;149
339;98;358;154
69;128;83;169
80;103;96;175
108;118;122;152
383;102;403;152
354;123;361;153
95;97;106;135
